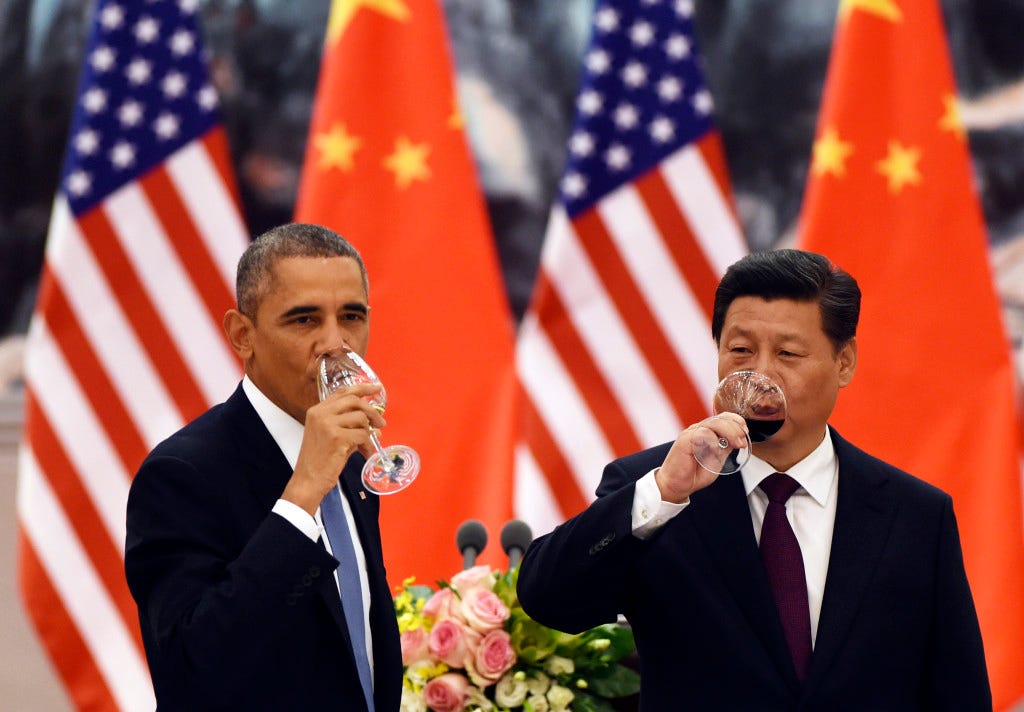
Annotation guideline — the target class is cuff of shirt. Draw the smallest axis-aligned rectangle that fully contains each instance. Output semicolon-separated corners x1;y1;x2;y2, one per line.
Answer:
272;499;322;542
631;469;689;540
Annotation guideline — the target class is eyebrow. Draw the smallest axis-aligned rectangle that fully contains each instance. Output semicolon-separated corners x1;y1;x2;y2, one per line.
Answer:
726;326;807;344
279;302;368;320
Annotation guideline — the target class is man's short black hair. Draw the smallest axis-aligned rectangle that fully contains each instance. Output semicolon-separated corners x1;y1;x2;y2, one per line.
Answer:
235;223;367;319
711;249;860;351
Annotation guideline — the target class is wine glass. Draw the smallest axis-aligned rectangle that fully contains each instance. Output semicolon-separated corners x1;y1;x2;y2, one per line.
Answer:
317;347;420;494
693;371;787;475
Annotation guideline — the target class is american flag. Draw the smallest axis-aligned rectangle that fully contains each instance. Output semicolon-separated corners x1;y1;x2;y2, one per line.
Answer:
514;0;746;532
17;0;247;708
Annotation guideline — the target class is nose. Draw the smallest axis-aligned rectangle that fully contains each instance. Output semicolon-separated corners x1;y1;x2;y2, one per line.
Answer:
316;323;351;359
751;353;779;381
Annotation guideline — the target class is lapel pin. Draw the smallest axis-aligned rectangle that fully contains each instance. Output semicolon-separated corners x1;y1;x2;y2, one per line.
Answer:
359;491;366;500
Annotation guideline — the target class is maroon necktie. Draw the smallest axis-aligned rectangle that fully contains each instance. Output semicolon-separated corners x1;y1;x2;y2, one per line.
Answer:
759;472;812;681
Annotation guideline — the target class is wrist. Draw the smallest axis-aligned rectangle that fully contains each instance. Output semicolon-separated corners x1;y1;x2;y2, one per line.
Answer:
281;476;327;516
654;467;692;505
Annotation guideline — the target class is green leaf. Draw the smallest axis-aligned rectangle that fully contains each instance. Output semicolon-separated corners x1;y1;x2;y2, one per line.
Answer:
404;584;435;601
584;664;641;699
508;609;559;664
492;567;520;608
568;691;617;712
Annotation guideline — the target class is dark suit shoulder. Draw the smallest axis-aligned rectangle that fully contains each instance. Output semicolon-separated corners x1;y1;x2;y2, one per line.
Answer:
831;428;953;507
597;441;674;497
143;388;249;465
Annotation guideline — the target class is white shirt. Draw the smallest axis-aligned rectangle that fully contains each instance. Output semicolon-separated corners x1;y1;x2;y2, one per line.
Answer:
242;376;375;679
632;427;839;645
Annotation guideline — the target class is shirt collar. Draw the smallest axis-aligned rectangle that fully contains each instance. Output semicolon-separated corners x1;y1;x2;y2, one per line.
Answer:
241;375;304;470
740;426;838;506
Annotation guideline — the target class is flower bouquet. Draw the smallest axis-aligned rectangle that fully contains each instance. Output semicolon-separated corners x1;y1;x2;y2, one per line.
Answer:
394;565;639;712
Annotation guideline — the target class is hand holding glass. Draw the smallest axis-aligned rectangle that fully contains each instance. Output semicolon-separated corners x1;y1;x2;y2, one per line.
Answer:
693;371;787;475
317;348;420;494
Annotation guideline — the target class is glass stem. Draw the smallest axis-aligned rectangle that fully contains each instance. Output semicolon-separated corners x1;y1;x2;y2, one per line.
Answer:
369;429;397;474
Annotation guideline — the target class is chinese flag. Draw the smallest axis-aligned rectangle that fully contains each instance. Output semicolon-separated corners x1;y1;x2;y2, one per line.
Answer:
295;0;517;586
797;1;1024;708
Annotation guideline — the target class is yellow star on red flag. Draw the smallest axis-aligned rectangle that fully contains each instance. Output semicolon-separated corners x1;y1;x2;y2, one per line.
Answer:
811;126;855;177
838;0;903;23
876;140;921;193
383;136;431;188
939;94;966;141
448;99;465;131
327;0;411;45
313;122;362;172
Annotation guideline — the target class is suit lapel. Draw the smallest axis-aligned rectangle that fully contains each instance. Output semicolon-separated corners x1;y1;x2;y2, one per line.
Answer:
222;385;295;511
803;431;896;691
338;453;384;578
690;472;800;689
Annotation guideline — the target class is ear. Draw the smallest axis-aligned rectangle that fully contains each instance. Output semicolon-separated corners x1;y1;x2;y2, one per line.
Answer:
837;337;857;388
223;309;255;361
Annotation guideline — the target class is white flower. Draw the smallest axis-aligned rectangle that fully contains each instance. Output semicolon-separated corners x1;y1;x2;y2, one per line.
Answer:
464;687;494;710
525;671;551;696
400;687;427;712
546;684;575;711
525;694;549;712
494;672;529;707
544;655;576;676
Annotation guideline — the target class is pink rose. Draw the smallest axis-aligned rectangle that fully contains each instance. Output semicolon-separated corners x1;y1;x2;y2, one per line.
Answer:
401;628;429;665
449;564;493;595
422;673;470;712
428;619;480;667
470;629;516;683
422;587;463;623
461;588;510;633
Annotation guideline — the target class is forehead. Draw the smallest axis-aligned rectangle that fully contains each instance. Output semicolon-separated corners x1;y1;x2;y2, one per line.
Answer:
260;255;366;306
721;297;824;341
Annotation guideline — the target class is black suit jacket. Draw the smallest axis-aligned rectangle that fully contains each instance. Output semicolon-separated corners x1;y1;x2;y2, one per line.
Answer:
517;429;991;711
125;384;402;711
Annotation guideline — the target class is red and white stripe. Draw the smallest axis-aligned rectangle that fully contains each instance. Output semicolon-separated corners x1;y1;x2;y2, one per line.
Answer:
17;128;247;711
515;134;746;535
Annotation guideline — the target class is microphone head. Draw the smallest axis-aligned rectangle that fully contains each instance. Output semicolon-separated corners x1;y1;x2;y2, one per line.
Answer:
500;519;533;556
456;519;488;555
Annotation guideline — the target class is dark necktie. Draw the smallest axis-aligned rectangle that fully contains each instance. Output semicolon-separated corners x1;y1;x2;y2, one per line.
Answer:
320;485;375;711
758;472;812;681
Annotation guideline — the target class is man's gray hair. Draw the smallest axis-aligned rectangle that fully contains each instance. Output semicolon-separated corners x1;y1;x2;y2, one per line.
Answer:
235;223;367;319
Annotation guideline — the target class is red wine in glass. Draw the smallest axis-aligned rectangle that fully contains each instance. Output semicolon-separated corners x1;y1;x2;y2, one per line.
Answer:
745;418;784;443
694;371;787;475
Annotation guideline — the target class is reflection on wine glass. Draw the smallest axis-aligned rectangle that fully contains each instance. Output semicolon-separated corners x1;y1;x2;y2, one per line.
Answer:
693;371;787;475
318;348;420;495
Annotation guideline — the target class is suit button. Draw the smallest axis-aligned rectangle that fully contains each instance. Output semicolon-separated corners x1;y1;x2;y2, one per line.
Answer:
309;566;321;578
286;593;298;607
588;533;615;555
302;574;313;586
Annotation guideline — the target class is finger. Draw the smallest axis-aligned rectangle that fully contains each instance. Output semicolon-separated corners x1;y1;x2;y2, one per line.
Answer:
686;423;746;453
317;393;386;428
323;382;382;401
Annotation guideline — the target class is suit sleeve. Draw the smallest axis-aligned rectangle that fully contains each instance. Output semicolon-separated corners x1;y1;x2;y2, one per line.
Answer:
125;453;338;702
923;496;992;711
517;459;647;634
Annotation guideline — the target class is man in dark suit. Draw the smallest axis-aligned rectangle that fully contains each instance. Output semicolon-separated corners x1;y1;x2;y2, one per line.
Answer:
125;223;402;710
517;249;991;711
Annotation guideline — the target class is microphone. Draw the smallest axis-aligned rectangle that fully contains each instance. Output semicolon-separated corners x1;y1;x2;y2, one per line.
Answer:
500;519;533;569
456;519;488;570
